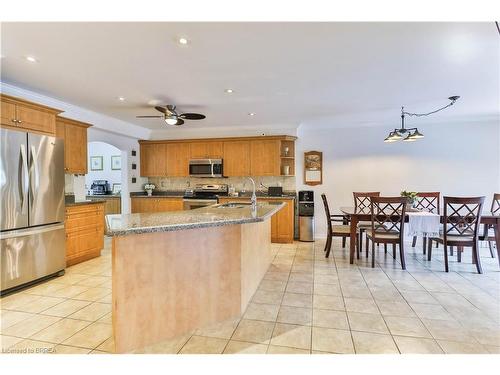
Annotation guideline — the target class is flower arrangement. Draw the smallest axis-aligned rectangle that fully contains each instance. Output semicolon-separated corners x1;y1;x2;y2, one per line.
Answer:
400;190;418;207
144;183;156;196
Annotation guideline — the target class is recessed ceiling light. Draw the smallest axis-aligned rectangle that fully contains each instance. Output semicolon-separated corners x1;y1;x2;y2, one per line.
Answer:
248;112;256;116
178;37;189;45
25;56;37;63
118;97;125;101
225;89;234;94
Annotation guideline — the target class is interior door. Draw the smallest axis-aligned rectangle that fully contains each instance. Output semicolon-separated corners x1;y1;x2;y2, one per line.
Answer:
28;133;65;226
0;129;29;231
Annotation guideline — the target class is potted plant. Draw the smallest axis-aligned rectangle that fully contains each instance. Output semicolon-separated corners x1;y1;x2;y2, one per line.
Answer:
144;183;156;197
400;190;418;210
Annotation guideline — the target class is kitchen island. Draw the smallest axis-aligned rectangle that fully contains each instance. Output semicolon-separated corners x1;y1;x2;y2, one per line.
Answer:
105;202;284;353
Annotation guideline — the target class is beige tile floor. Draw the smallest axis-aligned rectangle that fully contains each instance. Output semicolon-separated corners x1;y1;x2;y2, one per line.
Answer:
1;236;499;354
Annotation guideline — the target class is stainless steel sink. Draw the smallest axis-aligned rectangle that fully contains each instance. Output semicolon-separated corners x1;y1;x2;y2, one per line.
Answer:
217;202;252;209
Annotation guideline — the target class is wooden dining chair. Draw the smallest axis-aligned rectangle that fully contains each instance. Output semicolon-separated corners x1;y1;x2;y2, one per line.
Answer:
353;192;380;257
365;196;407;269
321;194;353;258
427;196;485;273
479;193;500;260
411;192;440;254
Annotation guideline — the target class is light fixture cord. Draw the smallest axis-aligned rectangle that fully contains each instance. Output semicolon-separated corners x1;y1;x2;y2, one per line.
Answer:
402;97;458;117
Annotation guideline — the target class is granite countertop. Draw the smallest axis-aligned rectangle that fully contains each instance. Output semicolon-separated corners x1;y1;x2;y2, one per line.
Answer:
130;191;185;198
129;191;296;199
105;202;285;236
86;195;121;199
66;200;105;207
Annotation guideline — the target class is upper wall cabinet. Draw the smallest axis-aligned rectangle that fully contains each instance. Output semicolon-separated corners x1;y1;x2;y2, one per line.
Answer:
223;140;251;176
139;136;296;178
249;139;280;176
56;117;92;175
0;94;62;135
190;141;223;159
166;143;191;177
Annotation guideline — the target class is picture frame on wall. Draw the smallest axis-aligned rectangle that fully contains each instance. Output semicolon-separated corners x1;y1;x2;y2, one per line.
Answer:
112;183;122;194
90;156;103;171
304;151;323;186
111;155;122;170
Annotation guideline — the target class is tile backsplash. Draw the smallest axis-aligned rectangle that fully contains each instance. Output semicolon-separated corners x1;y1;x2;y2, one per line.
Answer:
65;174;87;201
148;176;296;193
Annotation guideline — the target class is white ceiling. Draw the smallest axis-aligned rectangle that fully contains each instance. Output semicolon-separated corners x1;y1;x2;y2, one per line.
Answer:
1;22;498;134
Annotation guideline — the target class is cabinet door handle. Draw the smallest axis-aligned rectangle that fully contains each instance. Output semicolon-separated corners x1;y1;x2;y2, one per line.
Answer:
11;118;17;123
17;120;22;124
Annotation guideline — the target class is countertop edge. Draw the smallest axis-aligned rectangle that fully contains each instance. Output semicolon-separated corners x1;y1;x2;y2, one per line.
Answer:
105;202;285;237
66;201;106;207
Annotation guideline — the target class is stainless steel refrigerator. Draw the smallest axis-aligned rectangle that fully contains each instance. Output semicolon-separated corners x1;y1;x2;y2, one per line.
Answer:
1;128;66;293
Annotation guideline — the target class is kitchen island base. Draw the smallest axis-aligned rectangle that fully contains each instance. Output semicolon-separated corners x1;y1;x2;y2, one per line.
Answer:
112;220;271;353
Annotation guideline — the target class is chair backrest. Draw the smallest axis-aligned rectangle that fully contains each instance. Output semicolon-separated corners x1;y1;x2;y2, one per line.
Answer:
353;192;380;213
321;194;332;236
443;196;485;241
415;192;440;214
491;193;500;215
370;196;407;239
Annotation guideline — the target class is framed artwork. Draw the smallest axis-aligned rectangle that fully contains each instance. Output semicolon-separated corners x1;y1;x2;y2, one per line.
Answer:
112;183;122;194
304;151;323;186
90;156;103;171
111;155;122;170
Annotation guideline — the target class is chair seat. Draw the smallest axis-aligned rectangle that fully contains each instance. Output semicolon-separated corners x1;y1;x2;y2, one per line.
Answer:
357;221;372;228
431;234;475;243
365;229;400;240
331;224;351;235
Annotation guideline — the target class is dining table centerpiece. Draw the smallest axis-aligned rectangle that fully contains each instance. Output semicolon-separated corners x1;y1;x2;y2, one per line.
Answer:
401;190;418;210
144;183;156;196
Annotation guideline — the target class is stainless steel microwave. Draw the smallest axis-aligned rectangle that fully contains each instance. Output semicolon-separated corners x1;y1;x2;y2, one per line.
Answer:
189;159;223;178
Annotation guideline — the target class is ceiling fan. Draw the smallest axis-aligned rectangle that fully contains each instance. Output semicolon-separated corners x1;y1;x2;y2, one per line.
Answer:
136;105;206;126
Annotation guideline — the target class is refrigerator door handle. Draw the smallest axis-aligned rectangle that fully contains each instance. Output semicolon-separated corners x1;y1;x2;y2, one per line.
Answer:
29;145;40;207
19;144;29;214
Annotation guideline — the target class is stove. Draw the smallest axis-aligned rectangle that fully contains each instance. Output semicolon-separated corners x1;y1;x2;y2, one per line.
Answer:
183;184;228;210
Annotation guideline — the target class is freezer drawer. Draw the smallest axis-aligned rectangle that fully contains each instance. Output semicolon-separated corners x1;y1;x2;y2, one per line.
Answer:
1;224;65;292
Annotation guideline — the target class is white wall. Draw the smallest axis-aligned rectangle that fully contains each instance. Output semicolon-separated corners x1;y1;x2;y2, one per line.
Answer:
296;119;500;238
86;142;122;189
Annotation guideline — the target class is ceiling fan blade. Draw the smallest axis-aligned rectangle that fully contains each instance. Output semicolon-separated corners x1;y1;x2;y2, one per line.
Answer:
174;118;185;126
136;115;163;118
179;113;206;120
154;106;167;114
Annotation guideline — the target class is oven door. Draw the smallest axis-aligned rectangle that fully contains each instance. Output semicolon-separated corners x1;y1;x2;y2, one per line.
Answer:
183;199;218;210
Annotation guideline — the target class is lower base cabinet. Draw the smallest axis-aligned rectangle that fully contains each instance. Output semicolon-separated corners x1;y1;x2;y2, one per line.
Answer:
218;197;295;243
131;197;184;213
65;203;105;267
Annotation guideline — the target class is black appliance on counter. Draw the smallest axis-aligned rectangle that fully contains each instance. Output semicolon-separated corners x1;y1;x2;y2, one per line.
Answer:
298;190;315;242
183;184;228;210
90;180;111;195
268;186;284;197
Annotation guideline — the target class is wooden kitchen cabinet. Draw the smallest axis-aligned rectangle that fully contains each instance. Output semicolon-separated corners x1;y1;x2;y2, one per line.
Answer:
140;143;168;177
138;135;296;177
190;141;223;159
0;94;62;135
166;143;190;177
131;197;184;213
65;203;105;266
250;139;280;176
56;117;91;175
223;140;251;176
87;196;121;215
218;197;295;243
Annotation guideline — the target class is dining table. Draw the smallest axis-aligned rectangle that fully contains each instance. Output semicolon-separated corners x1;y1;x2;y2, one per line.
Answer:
339;206;500;266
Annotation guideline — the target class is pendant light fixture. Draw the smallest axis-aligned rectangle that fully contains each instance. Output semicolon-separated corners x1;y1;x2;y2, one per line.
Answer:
384;96;460;143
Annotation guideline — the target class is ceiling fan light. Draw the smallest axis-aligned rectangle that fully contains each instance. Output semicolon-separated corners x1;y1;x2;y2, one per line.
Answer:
165;116;178;125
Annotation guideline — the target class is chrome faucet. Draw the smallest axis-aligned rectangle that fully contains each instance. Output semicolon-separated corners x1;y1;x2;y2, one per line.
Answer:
246;177;257;211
